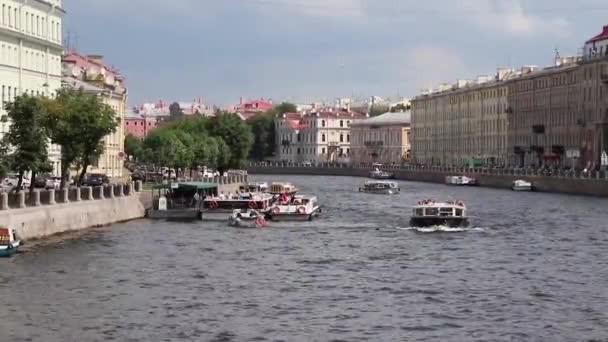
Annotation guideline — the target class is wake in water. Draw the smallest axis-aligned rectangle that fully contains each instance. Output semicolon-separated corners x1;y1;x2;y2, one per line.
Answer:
398;226;487;233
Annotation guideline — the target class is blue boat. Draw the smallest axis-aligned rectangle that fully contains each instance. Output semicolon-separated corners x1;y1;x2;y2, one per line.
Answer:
0;228;21;257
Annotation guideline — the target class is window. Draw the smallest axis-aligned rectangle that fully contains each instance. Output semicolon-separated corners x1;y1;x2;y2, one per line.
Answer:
340;120;344;127
322;148;326;154
322;134;326;142
347;134;350;143
340;134;344;143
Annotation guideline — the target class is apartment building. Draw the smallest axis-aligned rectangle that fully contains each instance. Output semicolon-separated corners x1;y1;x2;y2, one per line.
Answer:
0;0;64;175
275;109;366;163
350;111;411;164
411;70;512;167
63;52;127;178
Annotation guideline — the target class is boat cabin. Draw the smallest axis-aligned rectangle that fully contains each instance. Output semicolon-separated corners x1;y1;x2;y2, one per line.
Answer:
270;182;298;195
363;181;398;190
151;182;218;210
239;182;269;193
413;200;467;218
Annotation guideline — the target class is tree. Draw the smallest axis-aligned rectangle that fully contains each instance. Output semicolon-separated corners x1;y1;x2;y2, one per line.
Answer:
247;102;296;160
169;102;184;121
44;89;118;188
211;112;253;170
3;94;51;192
124;134;143;161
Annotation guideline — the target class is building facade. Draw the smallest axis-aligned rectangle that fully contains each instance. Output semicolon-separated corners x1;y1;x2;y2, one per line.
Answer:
0;0;64;175
275;109;366;163
411;70;512;167
350;111;411;164
124;113;159;139
63;53;127;179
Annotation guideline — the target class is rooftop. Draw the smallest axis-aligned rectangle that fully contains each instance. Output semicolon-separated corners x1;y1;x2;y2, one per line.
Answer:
350;111;411;127
586;25;608;44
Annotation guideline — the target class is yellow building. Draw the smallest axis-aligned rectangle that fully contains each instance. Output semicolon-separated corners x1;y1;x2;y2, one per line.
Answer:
62;53;127;179
350;111;411;164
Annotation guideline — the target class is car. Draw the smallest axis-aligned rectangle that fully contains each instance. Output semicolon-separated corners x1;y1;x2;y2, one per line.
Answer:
45;177;62;190
3;174;31;190
83;173;110;187
302;161;312;167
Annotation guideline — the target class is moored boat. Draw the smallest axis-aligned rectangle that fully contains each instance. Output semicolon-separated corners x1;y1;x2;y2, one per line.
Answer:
0;227;21;257
359;180;400;195
512;179;533;191
269;182;299;196
268;195;321;221
445;175;477;186
240;182;269;193
147;182;218;221
369;168;394;180
410;200;469;228
202;192;274;221
228;209;267;228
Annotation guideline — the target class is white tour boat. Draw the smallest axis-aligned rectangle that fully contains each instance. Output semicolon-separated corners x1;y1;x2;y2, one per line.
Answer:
202;192;274;220
268;195;321;221
445;175;477;186
410;199;469;227
269;182;299;196
359;180;400;195
0;227;21;257
369;168;395;180
240;182;269;193
228;209;268;228
512;179;533;191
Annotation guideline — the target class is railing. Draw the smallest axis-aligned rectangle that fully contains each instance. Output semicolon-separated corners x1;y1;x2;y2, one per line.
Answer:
0;181;143;211
248;162;608;181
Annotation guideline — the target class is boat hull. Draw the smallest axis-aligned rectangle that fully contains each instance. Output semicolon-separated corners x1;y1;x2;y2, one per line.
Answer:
512;186;533;191
147;209;202;221
359;188;399;195
369;174;394;180
228;218;263;228
269;207;321;222
0;241;21;257
409;217;469;228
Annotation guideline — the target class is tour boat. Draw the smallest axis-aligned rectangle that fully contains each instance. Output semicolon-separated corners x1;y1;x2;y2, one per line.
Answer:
410;200;469;227
512;179;533;192
240;182;269;193
359;180;400;195
268;195;321;221
0;227;21;257
202;192;274;221
269;182;299;196
369;168;395;180
228;209;268;228
445;175;477;186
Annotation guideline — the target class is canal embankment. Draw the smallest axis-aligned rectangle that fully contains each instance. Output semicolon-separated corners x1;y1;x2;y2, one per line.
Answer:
247;165;608;197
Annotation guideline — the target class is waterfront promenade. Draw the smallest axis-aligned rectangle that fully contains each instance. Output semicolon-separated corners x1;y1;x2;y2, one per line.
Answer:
248;162;608;197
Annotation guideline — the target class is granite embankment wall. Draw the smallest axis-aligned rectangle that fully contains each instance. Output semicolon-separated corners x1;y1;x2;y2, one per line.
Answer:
248;166;608;197
0;182;146;240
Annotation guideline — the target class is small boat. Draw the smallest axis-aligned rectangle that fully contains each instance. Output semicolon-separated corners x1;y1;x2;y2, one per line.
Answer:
512;179;533;191
269;182;299;196
228;209;267;228
359;180;400;195
268;195;321;221
445;175;477;186
239;182;269;193
410;200;469;228
147;182;219;221
369;168;394;179
0;227;21;257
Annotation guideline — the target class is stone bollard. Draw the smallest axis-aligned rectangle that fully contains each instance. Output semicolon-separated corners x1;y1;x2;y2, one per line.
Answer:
133;181;141;192
31;190;41;207
98;186;105;200
118;184;124;197
86;187;94;200
109;185;116;198
61;188;70;203
47;189;56;205
75;187;81;202
18;192;26;208
0;193;8;210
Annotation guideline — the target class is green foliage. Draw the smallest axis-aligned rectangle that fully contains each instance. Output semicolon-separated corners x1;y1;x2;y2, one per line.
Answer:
168;102;184;121
246;102;296;161
44;89;118;187
140;113;253;174
3;94;51;191
125;134;144;160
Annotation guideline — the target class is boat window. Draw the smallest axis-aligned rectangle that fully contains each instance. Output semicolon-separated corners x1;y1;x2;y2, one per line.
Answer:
455;209;463;217
415;208;424;216
425;208;438;216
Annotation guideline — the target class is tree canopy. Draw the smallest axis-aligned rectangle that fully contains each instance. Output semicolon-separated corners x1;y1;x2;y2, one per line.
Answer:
247;102;296;161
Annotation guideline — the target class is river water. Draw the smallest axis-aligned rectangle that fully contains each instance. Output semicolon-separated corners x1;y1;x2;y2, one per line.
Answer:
1;175;608;341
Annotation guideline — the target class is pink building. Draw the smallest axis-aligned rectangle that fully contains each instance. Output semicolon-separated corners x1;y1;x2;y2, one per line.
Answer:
125;114;159;139
235;97;274;120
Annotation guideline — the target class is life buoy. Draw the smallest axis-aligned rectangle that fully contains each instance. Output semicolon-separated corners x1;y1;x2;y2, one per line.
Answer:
297;206;306;214
209;201;219;209
256;217;265;228
272;207;280;215
248;201;257;209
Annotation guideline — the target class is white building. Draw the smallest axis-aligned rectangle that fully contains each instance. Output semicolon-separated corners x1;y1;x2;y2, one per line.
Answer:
275;109;367;163
584;25;608;58
0;0;64;175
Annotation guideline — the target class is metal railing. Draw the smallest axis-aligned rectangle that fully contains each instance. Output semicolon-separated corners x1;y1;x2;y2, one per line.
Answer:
248;161;608;181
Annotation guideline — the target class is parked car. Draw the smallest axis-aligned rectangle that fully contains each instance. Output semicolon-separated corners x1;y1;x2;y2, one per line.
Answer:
131;170;146;182
3;174;31;190
45;177;62;190
83;173;110;187
302;161;312;167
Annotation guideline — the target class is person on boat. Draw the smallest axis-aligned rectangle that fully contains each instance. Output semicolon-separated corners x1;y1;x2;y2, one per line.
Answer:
281;192;289;204
219;192;226;200
192;192;201;208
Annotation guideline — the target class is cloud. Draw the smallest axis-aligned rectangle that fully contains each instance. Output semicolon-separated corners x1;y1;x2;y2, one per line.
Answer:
400;46;470;92
456;0;570;37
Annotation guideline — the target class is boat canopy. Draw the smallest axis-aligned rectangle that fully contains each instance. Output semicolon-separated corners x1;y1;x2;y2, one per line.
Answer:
152;182;218;191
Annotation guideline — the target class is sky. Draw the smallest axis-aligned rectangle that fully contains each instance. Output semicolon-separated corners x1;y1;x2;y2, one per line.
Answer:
64;0;608;106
